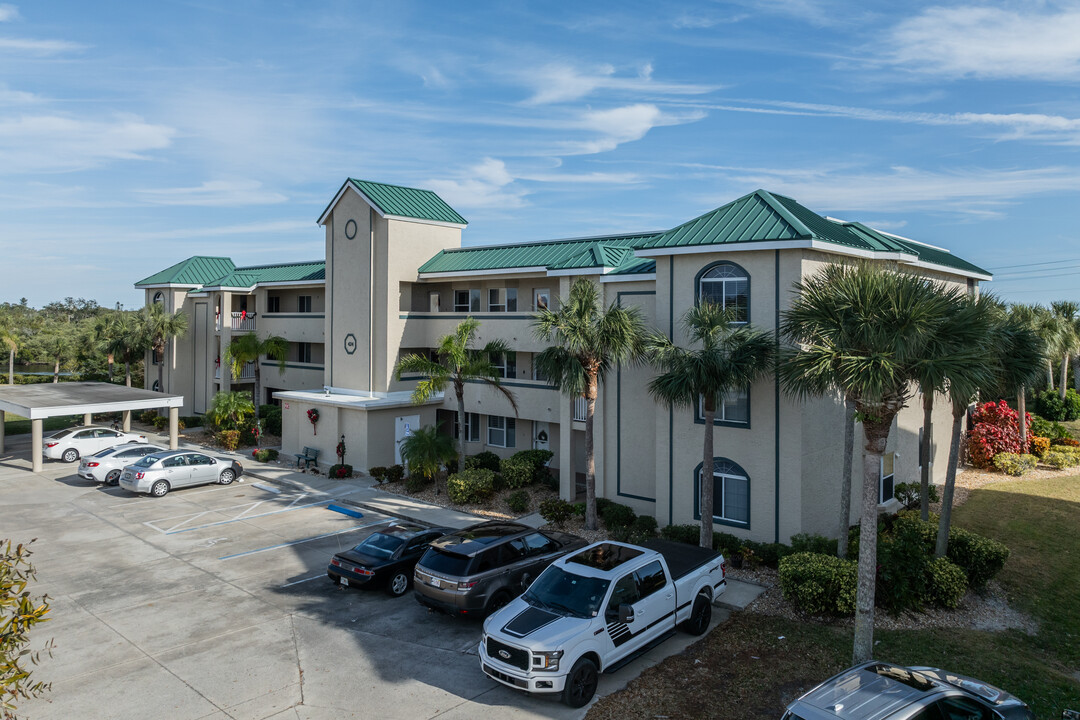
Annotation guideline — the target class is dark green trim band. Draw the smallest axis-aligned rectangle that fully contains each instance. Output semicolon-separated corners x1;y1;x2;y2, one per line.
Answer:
399;375;557;390
398;313;533;320
774;249;781;544
260;361;325;370
616;291;656;503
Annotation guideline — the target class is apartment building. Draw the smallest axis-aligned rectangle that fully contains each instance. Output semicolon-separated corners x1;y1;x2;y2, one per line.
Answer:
137;178;992;543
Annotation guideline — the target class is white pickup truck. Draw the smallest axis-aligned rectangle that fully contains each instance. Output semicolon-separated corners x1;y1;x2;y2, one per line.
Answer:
479;539;726;708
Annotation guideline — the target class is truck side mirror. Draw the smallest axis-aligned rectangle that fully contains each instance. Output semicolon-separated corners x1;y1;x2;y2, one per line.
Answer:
618;604;634;624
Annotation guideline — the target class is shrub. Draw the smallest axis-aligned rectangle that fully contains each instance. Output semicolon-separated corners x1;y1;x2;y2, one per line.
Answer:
385;465;404;483
217;430;240;450
893;481;941;510
238;421;258;447
368;466;387;483
1065;388;1080;421
1051;436;1080;447
1034;389;1067;421
947;526;1009;591
632;515;658;536
1028;435;1051;459
992;452;1038;476
600;502;636;529
967;400;1027;469
253;448;278;463
789;533;838;556
499;457;534;491
713;532;744;557
405;473;432;493
778;552;857;616
660;524;699;545
139;410;158;424
260;405;282;436
510;449;554;484
571;502;586;517
180;415;203;428
1030;415;1070;440
447;468;496;504
539;498;574;527
923;557;968;609
507;489;530;514
328;463;353;479
151;415;168;430
464;451;501;472
875;514;932;614
1045;451;1079;469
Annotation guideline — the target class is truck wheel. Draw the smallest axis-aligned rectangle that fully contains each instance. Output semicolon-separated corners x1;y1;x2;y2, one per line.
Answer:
562;657;598;708
680;594;711;636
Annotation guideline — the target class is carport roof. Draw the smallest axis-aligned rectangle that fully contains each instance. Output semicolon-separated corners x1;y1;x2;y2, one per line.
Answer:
0;382;184;420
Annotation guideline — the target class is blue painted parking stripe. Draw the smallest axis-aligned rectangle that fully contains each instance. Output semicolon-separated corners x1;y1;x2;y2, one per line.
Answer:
327;504;363;518
217;520;389;560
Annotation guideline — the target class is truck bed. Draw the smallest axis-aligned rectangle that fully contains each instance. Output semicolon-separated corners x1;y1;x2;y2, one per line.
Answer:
642;539;722;582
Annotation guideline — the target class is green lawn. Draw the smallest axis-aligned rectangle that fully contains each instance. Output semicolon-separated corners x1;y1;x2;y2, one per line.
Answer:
589;476;1080;720
3;413;82;436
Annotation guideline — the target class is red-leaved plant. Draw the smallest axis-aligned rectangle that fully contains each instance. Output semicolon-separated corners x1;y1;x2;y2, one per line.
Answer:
966;400;1030;469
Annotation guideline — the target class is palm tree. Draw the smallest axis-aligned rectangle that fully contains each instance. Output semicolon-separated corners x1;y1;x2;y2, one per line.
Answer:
910;283;985;521
208;390;255;431
223;332;288;445
533;278;646;531
141;303;188;394
936;302;1041;557
394;317;518;473
400;423;457;491
1;322;16;386
779;262;953;664
41;328;74;383
1008;304;1050;450
116;312;148;388
92;312;123;382
1051;301;1079;400
646;302;774;548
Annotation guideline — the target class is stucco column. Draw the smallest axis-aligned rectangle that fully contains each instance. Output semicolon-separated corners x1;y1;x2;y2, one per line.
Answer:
83;413;93;426
558;394;573;501
31;418;43;472
220;290;232;394
168;407;179;450
0;410;5;453
122;410;131;432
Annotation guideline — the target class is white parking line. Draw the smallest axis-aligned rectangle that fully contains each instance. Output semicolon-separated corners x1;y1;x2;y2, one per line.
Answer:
142;488;361;534
280;573;330;587
218;519;390;560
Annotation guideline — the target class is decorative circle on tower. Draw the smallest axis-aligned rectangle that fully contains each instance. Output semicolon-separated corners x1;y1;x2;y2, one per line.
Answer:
344;219;357;240
344;333;358;355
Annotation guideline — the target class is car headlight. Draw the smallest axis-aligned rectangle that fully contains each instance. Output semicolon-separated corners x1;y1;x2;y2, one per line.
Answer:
531;650;563;672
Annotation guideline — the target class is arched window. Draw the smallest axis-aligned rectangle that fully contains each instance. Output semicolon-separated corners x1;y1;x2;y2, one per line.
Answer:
693;457;750;527
697;262;748;323
153;291;164;305
152;380;161;392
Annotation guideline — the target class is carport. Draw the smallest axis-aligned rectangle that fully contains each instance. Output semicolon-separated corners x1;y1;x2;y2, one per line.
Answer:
0;382;185;472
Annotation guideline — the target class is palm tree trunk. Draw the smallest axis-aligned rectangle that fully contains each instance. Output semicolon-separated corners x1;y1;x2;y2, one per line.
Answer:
584;372;598;532
157;343;165;393
935;406;964;557
1060;354;1069;400
125;361;132;388
107;353;114;381
7;348;13;386
837;396;855;559
1047;359;1054;391
852;411;892;664
53;358;60;383
700;396;716;549
1018;387;1028;451
455;382;466;477
919;389;933;521
1073;356;1080;392
254;365;262;448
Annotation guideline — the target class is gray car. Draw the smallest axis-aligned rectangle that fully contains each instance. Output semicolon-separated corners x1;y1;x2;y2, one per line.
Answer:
118;450;244;497
413;521;586;617
782;661;1035;720
78;444;167;485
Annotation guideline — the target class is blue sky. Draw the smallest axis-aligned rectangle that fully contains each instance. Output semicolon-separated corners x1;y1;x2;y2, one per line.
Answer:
2;0;1079;308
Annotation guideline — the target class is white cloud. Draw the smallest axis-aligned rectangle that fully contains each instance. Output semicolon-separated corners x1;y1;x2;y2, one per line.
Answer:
672;12;749;29
523;63;718;105
0;4;19;22
426;157;528;210
0;113;175;172
518;170;642;184
564;103;705;154
136;180;287;207
0;37;85;54
886;5;1080;80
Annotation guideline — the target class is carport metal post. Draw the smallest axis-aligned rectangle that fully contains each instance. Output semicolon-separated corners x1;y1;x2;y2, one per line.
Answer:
31;419;42;472
169;407;179;450
122;410;131;432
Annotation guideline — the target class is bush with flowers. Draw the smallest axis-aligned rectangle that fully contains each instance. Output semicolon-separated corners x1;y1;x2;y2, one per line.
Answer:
966;400;1029;469
1029;435;1051;459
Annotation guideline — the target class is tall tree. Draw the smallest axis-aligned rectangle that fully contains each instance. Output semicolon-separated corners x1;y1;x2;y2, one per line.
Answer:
1008;304;1050;450
141;303;188;395
780;263;953;664
91;312;124;382
222;332;288;444
41;326;74;383
1051;301;1079;400
116;312;148;388
646;302;775;548
533;278;646;531
0;320;16;386
394;317;517;473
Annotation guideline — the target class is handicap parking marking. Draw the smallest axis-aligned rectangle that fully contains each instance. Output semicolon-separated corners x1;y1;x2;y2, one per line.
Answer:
142;488;360;535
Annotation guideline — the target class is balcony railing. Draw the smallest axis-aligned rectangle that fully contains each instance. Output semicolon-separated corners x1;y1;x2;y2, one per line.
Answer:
231;312;256;331
573;396;588;422
214;362;255;380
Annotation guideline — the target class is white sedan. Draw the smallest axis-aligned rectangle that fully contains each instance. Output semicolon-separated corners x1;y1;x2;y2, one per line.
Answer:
44;426;148;463
78;444;167;485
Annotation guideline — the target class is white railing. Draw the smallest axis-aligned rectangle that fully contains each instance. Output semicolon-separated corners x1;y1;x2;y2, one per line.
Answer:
573;396;588;422
236;362;255;379
230;312;256;331
214;368;220;380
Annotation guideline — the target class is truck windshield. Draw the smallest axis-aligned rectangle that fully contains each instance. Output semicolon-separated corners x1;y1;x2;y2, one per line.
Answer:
524;566;610;619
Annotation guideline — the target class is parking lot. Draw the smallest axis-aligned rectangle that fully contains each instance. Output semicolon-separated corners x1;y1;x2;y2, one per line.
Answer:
1;434;729;720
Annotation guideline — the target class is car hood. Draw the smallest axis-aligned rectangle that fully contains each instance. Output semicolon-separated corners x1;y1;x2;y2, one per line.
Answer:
485;597;594;649
909;667;1032;717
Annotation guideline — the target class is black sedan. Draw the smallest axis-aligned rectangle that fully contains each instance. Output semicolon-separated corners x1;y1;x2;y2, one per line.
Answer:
328;523;452;596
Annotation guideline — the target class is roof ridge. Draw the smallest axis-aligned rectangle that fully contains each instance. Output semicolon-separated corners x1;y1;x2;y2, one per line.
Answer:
349;177;434;194
437;231;660;255
233;260;325;271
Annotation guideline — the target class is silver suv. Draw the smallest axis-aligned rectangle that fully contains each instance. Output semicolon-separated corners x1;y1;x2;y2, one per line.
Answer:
413;521;586;617
783;661;1034;720
119;450;244;497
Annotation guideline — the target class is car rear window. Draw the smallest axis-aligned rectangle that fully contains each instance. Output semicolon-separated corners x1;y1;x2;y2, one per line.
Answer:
134;455;162;468
92;447;122;458
355;532;404;560
419;547;472;576
50;429;74;439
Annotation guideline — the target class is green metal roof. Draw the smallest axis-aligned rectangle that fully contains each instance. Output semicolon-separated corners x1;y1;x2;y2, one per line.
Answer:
639;190;809;250
348;179;467;225
418;233;657;274
135;257;236;287
202;261;325;288
834;221;991;277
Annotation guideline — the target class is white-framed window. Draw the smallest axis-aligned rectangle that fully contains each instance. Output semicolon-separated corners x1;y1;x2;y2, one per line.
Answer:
489;352;517;379
152;291;164;305
698;263;749;323
879;453;895;503
454;289;480;313
696;388;750;425
532;358;549;383
151;348;163;366
297;342;312;363
267;296;280;313
487;415;516;448
488;288;518;312
297;295;312;313
696;458;749;526
454;412;481;443
534;288;550;311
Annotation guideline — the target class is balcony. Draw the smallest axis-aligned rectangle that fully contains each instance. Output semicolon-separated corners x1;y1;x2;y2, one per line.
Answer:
215;361;255;381
573;396;587;422
398;312;546;352
231;312;256;331
259;313;325;343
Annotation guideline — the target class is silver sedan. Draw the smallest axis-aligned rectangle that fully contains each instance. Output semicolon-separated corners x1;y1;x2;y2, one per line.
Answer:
119;450;244;497
78;444;167;485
